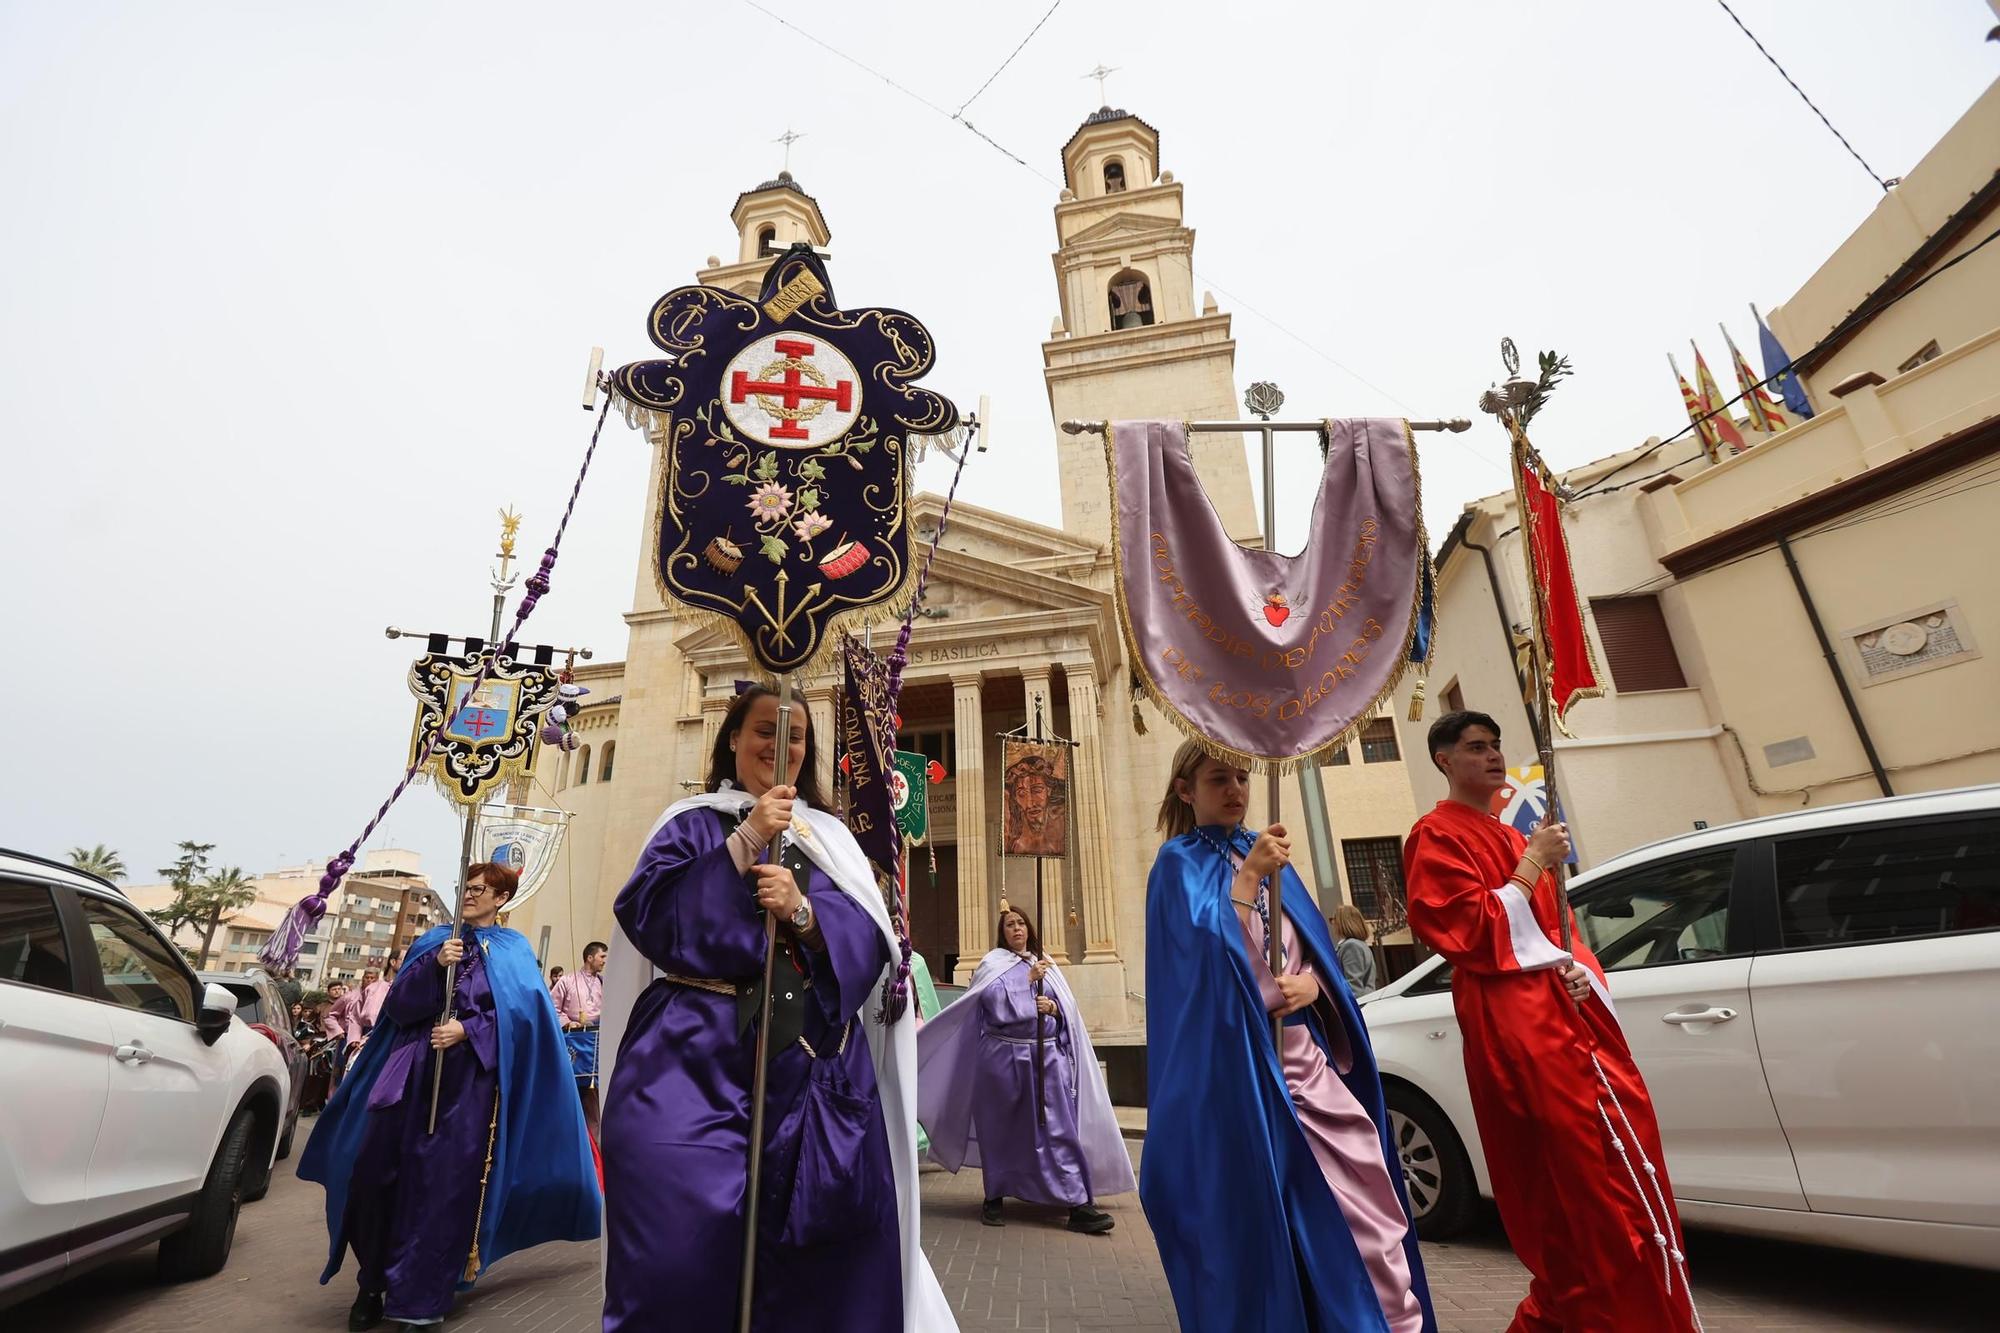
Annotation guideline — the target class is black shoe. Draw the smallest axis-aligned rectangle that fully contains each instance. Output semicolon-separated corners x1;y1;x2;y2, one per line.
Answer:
980;1197;1004;1227
1067;1204;1115;1235
348;1291;385;1331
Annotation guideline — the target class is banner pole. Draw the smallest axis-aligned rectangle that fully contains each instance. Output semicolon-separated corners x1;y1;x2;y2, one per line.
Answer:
737;673;792;1333
1254;400;1285;1050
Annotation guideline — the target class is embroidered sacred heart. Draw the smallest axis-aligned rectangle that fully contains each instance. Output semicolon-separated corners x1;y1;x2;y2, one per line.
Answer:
1262;593;1291;628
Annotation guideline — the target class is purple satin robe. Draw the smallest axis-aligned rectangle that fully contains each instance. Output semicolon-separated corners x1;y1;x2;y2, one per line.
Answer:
971;960;1090;1208
342;941;499;1321
601;810;901;1333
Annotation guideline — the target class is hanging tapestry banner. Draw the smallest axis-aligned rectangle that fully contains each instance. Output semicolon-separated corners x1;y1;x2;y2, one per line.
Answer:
608;247;959;673
890;749;933;846
837;636;902;878
1000;739;1069;859
1108;419;1434;770
406;653;560;806
1518;451;1603;729
475;802;572;915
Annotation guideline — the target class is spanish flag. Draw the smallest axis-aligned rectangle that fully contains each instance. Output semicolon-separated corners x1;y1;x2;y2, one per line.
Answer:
1722;323;1793;434
1692;342;1748;454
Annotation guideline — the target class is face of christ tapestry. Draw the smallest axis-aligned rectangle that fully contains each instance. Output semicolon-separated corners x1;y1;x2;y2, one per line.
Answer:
608;247;958;674
1001;740;1069;859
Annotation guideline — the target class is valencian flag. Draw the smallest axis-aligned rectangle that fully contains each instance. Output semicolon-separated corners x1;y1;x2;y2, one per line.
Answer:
607;247;958;673
1518;451;1603;732
1672;356;1723;461
1754;304;1815;420
1723;324;1792;434
1692;342;1748;454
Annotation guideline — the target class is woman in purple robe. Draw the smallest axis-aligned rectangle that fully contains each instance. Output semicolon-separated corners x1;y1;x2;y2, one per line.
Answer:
598;685;955;1333
916;909;1135;1233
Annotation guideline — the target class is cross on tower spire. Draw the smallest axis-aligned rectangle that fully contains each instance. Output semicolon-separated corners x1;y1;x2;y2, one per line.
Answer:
773;126;805;173
1081;63;1118;107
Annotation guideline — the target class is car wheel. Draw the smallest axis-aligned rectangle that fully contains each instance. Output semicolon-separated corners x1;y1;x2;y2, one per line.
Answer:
1384;1084;1477;1240
276;1104;299;1161
157;1109;252;1281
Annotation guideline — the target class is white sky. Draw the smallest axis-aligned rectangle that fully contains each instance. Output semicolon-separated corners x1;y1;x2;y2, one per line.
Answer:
4;2;1994;900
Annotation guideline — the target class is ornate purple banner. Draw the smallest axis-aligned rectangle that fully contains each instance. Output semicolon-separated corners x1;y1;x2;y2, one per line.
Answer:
1108;419;1430;769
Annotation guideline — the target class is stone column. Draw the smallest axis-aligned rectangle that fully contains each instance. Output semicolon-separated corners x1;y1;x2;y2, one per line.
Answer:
1016;665;1069;964
699;695;732;777
1065;663;1122;961
951;674;989;981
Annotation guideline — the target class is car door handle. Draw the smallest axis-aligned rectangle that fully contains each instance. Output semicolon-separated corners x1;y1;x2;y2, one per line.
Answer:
115;1042;155;1064
1661;1007;1738;1025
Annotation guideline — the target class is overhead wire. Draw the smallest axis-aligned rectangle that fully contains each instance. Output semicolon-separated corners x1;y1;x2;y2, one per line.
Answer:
1711;0;1888;191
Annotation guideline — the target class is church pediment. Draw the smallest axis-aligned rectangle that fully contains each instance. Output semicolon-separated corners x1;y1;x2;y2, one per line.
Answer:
1061;210;1184;248
910;492;1100;570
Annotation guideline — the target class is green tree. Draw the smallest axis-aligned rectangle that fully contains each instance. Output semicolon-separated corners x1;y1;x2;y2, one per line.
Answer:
189;868;259;970
68;844;128;883
147;841;217;951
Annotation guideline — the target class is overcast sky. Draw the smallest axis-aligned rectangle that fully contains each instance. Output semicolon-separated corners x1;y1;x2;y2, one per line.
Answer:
4;2;1994;899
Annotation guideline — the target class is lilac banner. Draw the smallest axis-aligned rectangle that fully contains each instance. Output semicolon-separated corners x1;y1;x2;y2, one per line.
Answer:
1109;419;1427;769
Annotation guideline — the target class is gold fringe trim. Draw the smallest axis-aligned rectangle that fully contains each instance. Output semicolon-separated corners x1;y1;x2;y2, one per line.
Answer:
462;1087;502;1282
1099;419;1436;776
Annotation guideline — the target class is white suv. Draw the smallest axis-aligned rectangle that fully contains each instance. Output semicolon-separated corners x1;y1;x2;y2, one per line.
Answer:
1361;786;2000;1271
0;849;294;1307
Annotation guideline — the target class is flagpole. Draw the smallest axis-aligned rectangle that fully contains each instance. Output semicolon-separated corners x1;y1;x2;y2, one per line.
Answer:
1246;382;1286;1051
737;674;792;1333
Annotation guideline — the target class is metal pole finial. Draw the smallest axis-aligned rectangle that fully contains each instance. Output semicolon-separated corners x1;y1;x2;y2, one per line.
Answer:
1244;382;1284;419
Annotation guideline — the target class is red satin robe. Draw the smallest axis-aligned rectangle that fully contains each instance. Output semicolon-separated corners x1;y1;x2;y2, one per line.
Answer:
1403;799;1697;1332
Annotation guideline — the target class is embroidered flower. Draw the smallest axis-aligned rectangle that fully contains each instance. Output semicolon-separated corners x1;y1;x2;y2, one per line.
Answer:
792;511;832;542
747;481;794;523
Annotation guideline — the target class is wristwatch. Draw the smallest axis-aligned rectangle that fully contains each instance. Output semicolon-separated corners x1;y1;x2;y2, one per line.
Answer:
788;899;813;931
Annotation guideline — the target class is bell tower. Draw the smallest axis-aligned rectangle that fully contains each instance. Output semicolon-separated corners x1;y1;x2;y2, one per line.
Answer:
1043;109;1259;545
696;171;832;297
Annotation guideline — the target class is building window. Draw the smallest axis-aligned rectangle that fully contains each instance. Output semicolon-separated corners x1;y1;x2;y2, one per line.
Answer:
1108;269;1154;329
575;744;591;786
1341;837;1407;920
757;224;778;257
1359;717;1400;764
1444;679;1466;714
1590;595;1688;692
600;740;616;783
1897;340;1941;374
1328;744;1350;766
1102;157;1127;194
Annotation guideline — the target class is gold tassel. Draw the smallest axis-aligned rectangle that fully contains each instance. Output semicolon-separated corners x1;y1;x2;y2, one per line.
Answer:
461;1088;502;1282
997;895;1010;914
1407;676;1428;722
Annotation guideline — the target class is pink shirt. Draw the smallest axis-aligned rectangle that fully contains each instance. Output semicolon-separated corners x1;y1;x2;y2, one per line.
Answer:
550;970;603;1027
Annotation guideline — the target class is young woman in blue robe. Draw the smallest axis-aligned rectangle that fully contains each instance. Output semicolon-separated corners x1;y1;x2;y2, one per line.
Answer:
300;860;601;1332
1143;741;1437;1333
597;685;955;1333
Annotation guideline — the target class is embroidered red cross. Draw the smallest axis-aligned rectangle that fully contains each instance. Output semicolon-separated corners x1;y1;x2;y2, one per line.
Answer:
729;339;854;440
455;708;499;738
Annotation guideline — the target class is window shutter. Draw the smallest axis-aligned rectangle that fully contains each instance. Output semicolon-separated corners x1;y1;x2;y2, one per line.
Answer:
1590;595;1688;692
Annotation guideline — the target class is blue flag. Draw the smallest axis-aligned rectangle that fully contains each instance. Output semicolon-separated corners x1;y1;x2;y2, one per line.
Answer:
1756;309;1815;420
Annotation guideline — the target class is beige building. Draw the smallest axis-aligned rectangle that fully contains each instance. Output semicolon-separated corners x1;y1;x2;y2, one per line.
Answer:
1392;77;2000;862
506;108;1425;1045
126;847;443;985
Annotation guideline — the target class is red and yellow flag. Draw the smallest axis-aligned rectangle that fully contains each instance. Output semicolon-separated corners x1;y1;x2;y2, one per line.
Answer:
1674;358;1722;461
1518;449;1603;730
1692;343;1748;454
1723;325;1792;434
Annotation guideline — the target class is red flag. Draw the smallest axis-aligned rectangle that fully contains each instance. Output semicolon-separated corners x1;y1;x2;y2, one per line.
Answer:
1520;455;1603;727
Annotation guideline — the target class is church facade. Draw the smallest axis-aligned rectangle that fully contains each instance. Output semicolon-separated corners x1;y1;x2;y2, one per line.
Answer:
508;109;1423;1041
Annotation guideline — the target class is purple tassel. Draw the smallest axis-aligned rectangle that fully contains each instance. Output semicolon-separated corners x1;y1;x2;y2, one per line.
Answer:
886;421;975;702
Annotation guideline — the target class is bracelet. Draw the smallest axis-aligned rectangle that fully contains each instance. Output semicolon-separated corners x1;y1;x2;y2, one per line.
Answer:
1519;852;1547;879
1507;873;1538;895
1230;896;1256;909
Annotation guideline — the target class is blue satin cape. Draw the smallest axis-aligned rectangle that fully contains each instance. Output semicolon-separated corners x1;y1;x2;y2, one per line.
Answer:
299;923;601;1285
1142;830;1436;1333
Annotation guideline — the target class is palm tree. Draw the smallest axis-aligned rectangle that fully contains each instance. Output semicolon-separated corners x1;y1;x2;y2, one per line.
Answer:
68;844;128;883
192;868;260;969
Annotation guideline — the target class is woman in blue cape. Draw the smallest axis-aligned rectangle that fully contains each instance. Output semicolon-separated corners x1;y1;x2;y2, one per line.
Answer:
1143;741;1435;1333
299;860;601;1331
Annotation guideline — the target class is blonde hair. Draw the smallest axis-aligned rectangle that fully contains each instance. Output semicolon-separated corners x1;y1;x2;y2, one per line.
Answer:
1155;740;1213;840
1332;904;1371;942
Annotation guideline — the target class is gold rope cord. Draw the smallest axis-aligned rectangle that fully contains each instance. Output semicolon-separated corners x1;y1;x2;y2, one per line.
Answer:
462;1087;503;1282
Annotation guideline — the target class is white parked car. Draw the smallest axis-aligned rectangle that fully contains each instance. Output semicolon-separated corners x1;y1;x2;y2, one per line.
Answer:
0;849;295;1307
1361;785;2000;1271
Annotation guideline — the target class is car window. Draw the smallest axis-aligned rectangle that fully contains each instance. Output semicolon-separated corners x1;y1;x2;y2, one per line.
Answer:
79;897;196;1022
1575;850;1738;971
1405;960;1455;995
1774;815;2000;949
0;881;74;993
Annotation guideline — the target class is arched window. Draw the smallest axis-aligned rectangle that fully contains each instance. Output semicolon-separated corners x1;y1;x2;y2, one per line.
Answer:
599;740;617;783
575;744;591;786
757;225;778;257
1102;158;1127;194
1108;268;1155;330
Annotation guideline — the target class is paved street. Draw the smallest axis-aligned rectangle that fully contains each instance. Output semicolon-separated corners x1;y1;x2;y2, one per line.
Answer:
11;1120;1990;1332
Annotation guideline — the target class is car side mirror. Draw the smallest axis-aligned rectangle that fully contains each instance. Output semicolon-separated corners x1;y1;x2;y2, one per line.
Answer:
197;981;238;1046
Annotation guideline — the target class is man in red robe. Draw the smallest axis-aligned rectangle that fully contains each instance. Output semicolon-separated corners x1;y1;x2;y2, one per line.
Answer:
1403;710;1698;1332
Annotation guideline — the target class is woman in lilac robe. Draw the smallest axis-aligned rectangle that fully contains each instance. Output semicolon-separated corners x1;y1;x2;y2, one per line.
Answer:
598;686;955;1333
917;909;1135;1234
